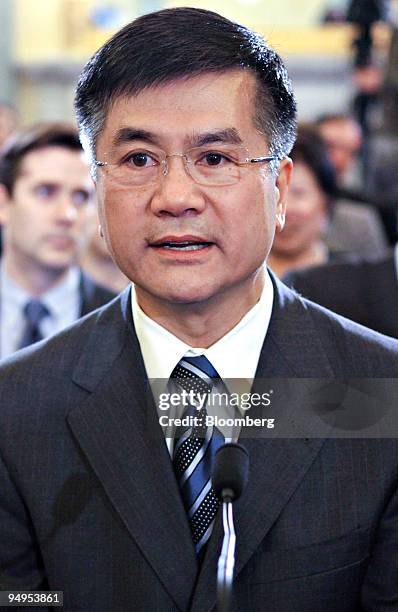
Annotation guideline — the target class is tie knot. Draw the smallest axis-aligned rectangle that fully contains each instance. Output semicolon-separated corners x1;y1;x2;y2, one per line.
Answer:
171;354;220;396
23;300;50;326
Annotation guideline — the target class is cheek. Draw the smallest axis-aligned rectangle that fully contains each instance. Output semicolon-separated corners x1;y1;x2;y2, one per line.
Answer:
10;207;40;237
226;189;274;261
97;189;125;239
99;194;146;261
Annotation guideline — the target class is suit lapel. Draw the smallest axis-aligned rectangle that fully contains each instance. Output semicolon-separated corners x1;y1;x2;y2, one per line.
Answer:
67;289;197;611
190;276;335;612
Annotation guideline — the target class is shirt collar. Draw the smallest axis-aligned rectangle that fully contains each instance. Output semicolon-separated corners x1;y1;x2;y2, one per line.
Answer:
0;262;80;319
40;267;80;320
131;267;273;382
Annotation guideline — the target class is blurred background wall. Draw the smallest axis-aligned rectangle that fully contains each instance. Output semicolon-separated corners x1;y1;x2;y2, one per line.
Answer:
0;0;393;125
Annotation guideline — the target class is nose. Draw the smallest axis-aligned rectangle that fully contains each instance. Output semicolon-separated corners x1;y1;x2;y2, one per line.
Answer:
150;156;206;217
54;193;79;225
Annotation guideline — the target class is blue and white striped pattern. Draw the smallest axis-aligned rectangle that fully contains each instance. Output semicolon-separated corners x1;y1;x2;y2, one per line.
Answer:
172;355;224;554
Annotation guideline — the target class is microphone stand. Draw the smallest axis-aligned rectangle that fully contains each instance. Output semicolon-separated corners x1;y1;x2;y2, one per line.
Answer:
217;492;236;612
213;443;249;612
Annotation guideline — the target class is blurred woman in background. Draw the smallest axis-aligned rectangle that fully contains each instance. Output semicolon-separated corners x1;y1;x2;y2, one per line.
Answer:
269;125;337;278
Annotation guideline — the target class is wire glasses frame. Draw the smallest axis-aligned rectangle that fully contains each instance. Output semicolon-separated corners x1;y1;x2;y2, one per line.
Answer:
94;145;278;188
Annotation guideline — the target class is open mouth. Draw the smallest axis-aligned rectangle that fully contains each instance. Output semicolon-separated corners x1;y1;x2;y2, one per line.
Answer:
149;236;214;252
156;241;212;251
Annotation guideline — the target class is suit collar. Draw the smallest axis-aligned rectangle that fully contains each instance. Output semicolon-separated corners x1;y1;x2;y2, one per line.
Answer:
71;286;132;392
71;274;335;391
131;270;274;381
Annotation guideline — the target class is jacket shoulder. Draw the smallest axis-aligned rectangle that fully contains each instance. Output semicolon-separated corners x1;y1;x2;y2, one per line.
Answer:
300;294;398;375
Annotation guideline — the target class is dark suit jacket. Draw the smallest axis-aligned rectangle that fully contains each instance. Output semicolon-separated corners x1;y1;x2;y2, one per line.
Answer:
284;253;398;339
1;277;398;611
78;272;116;316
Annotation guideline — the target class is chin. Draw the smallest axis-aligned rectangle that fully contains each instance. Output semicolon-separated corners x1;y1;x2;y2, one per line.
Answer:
165;289;217;305
142;279;221;306
39;258;75;274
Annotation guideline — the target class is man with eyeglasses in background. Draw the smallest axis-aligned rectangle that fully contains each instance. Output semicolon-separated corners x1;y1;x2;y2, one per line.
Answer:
0;123;115;358
0;9;398;612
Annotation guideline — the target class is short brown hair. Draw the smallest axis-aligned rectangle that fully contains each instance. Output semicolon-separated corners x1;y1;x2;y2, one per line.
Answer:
0;122;82;196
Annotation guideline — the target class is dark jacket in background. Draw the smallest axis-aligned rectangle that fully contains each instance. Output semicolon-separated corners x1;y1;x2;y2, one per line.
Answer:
284;252;398;339
79;272;117;316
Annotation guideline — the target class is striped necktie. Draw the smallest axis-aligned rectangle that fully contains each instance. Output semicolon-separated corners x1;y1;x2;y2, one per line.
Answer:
171;355;224;554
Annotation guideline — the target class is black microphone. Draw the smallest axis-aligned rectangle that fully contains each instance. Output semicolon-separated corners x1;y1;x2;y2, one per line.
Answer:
212;443;249;612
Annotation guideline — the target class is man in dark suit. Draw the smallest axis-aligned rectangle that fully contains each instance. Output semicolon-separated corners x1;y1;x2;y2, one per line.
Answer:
283;250;398;338
0;123;115;357
1;8;398;611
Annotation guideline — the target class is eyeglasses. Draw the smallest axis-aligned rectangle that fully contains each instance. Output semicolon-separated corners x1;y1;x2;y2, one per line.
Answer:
94;145;277;187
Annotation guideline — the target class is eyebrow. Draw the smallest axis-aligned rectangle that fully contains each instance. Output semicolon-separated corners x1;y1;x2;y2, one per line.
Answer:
190;128;243;147
111;127;243;149
112;128;161;148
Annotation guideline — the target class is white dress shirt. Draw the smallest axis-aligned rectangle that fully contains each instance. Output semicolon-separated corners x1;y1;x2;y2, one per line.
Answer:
0;264;81;359
131;268;274;452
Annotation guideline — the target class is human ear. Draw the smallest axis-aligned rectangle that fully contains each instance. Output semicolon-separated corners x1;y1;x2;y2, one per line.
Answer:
0;184;12;226
274;157;293;232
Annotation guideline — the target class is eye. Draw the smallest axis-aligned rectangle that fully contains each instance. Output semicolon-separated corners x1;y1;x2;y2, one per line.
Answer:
34;184;58;199
124;151;157;168
72;189;92;206
205;152;223;166
197;151;235;167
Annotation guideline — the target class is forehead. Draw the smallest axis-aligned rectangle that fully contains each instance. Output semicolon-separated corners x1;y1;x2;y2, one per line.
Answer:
18;146;90;183
97;70;263;151
320;120;361;146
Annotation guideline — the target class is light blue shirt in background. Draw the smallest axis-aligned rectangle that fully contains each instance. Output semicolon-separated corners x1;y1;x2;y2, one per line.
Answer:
0;264;81;359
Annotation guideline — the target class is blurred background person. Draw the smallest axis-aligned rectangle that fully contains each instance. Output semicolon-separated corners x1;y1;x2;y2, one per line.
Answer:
268;125;337;278
316;112;389;258
0;123;115;359
346;0;388;135
80;204;129;293
317;112;363;191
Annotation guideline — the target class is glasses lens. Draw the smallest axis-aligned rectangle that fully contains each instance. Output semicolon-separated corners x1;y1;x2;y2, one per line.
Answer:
105;149;161;187
187;146;242;186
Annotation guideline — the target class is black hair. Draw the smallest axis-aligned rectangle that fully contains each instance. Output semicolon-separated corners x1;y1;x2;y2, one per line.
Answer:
291;124;338;213
74;7;297;165
0;122;82;196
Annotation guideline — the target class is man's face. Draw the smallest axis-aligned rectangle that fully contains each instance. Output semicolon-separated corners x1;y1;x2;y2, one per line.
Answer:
95;70;291;309
318;119;362;178
0;146;94;274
